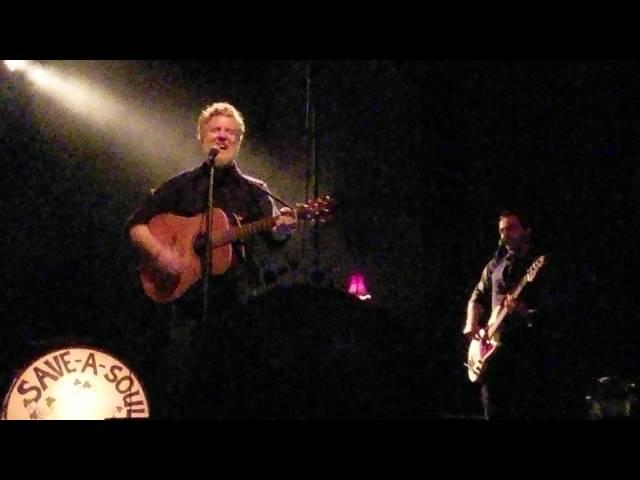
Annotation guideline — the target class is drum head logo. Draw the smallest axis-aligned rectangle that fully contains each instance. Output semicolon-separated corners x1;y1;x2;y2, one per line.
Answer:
1;348;150;420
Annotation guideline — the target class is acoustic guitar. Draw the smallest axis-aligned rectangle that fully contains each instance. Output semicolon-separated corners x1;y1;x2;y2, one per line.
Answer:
139;196;335;303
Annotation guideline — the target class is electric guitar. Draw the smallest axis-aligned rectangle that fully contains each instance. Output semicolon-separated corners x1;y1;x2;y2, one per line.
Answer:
466;255;546;383
138;196;335;303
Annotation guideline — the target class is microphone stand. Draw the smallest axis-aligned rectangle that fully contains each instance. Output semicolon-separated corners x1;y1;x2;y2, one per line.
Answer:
303;61;322;278
200;148;292;324
202;148;217;324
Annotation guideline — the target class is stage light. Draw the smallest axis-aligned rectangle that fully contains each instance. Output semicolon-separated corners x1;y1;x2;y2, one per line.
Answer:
4;60;28;72
347;273;371;301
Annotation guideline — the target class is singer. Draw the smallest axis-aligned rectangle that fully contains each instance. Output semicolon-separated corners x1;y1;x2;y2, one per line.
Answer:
125;101;297;419
462;209;564;419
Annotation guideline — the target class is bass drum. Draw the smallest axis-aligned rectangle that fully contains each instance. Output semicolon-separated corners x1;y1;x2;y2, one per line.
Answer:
1;345;150;420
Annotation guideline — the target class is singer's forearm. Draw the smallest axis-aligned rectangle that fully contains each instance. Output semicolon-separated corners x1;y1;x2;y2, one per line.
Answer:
463;301;484;335
129;224;165;259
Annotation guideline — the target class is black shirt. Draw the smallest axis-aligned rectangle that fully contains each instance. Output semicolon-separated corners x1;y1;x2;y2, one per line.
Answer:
469;245;553;337
126;162;280;228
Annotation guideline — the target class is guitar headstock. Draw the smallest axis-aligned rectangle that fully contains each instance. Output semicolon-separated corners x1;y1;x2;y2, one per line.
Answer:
295;195;336;225
526;255;546;282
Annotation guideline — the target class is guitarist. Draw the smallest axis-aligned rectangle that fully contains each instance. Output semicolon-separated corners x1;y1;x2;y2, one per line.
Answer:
125;101;296;418
463;210;556;420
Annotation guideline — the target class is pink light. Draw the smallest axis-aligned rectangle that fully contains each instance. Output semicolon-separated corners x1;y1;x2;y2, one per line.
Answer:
347;273;371;301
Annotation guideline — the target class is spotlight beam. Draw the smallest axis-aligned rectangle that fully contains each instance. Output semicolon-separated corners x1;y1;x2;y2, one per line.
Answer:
15;62;200;182
4;60;29;72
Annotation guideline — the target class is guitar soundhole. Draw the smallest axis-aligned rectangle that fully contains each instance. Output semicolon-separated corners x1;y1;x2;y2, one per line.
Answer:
156;273;179;292
192;233;208;258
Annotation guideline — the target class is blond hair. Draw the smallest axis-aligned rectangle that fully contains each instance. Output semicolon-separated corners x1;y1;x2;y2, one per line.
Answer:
196;101;246;141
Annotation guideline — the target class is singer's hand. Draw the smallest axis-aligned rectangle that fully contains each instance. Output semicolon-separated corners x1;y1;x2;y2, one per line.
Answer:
274;207;297;237
463;321;481;340
153;247;186;278
504;294;528;315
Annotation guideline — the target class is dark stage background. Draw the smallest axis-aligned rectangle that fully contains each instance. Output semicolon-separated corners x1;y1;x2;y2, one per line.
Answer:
0;60;637;418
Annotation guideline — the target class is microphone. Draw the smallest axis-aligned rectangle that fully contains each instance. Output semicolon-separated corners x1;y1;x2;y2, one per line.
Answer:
494;238;507;260
207;146;219;164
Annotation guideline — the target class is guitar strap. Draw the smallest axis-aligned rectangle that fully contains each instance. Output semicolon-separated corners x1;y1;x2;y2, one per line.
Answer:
250;181;293;209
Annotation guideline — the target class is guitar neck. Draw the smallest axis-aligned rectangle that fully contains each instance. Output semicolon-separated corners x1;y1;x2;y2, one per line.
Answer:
487;276;527;339
213;216;279;247
210;197;333;248
510;274;528;300
486;255;544;339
